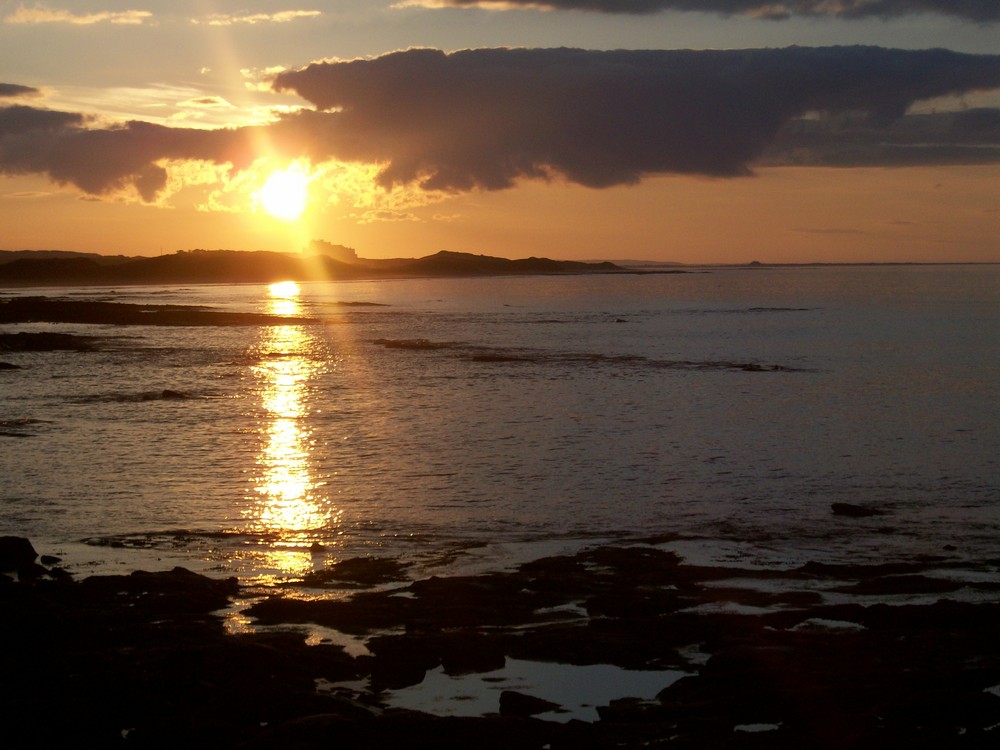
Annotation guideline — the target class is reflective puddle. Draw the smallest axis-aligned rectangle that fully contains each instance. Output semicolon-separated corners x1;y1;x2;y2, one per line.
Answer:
386;658;689;723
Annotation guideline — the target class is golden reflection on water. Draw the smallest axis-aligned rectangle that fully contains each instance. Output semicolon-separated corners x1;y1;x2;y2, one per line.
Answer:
245;281;338;577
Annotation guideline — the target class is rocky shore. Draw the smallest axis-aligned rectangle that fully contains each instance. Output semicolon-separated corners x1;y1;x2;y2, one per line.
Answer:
0;296;313;327
2;536;999;748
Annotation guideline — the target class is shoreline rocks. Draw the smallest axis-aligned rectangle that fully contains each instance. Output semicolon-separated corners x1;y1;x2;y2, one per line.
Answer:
2;537;999;748
831;502;884;518
0;535;37;570
0;331;100;351
0;296;312;327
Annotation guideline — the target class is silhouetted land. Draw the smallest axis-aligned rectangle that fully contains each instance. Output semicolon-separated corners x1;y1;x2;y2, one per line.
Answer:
3;536;999;748
0;249;625;287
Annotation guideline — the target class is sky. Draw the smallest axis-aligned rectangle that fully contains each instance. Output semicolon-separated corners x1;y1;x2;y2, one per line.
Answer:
0;1;998;264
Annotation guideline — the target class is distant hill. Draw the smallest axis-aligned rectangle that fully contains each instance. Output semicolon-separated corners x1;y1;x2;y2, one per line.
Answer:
369;251;619;277
0;250;132;266
0;249;623;287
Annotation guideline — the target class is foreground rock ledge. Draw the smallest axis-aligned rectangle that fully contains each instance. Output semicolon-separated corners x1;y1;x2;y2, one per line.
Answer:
2;540;999;749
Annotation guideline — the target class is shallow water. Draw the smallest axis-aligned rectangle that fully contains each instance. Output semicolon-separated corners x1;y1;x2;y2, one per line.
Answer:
1;265;998;582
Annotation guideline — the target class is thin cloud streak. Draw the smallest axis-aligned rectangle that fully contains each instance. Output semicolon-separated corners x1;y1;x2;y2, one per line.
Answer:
4;5;153;25
191;11;323;26
0;84;43;98
399;0;1000;22
1;46;999;203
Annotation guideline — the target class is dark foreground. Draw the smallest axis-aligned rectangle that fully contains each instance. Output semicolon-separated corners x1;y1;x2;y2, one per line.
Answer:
2;537;999;749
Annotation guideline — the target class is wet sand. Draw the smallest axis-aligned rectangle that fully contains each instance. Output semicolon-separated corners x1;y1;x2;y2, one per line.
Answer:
3;537;999;748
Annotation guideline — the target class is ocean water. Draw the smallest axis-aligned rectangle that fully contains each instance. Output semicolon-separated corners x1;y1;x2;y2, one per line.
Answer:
1;265;998;584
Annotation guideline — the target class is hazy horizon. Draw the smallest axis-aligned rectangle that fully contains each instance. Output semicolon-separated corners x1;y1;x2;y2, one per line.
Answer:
4;246;1000;268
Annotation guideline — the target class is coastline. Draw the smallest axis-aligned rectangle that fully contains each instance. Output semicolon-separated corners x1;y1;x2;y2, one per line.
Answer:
0;249;635;289
4;536;999;748
3;270;999;747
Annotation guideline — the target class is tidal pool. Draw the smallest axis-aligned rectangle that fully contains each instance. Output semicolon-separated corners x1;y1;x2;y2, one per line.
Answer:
385;658;689;723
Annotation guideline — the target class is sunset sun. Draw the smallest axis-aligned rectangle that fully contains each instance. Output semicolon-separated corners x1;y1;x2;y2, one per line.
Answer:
257;165;309;221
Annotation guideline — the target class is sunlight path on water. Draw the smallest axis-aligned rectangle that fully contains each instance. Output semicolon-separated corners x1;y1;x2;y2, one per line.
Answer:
241;281;340;579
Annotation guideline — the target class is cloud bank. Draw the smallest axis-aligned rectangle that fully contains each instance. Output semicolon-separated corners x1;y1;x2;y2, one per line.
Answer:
764;108;1000;167
400;1;999;22
0;104;251;200
1;47;998;202
273;46;1000;190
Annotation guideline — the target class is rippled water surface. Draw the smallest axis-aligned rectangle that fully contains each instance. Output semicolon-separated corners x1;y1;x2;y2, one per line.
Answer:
2;265;998;582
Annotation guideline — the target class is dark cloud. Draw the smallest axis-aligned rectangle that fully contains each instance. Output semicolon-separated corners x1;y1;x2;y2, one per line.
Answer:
765;107;1000;167
414;1;999;22
0;107;257;200
2;46;999;201
0;105;85;135
0;83;42;99
273;46;1000;190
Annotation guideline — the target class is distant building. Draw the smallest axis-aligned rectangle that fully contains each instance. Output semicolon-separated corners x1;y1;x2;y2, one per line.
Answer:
309;240;358;263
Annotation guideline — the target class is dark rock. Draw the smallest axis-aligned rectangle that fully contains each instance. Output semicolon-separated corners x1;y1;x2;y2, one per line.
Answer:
0;331;98;351
362;630;507;690
4;543;1000;748
364;635;442;690
245;712;560;750
47;565;74;581
16;561;50;582
0;361;20;369
0;296;312;327
39;554;61;565
795;560;926;579
247;591;416;635
499;690;564;717
596;696;670;723
440;632;506;675
78;566;239;619
831;502;884;518
0;536;37;571
301;557;411;587
834;575;964;596
584;588;685;618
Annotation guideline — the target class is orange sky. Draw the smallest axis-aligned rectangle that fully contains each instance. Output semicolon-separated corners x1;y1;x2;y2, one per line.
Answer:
1;2;998;264
3;165;996;264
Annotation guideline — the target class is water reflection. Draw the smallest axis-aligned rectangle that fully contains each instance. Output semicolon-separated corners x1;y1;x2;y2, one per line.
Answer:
245;281;337;576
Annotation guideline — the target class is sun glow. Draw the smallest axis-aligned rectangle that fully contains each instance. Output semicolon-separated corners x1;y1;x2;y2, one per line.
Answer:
257;164;310;221
269;280;300;298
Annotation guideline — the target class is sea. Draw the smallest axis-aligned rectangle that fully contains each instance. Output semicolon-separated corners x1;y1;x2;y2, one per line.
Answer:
2;264;998;587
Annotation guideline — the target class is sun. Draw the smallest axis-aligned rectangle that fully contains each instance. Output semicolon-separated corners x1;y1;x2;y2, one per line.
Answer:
257;164;309;221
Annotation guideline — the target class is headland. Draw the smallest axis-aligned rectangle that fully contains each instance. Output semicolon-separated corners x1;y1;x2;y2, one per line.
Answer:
0;248;626;288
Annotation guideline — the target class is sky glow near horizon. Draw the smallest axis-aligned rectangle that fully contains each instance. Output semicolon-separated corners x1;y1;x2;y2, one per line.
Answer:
0;1;998;263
